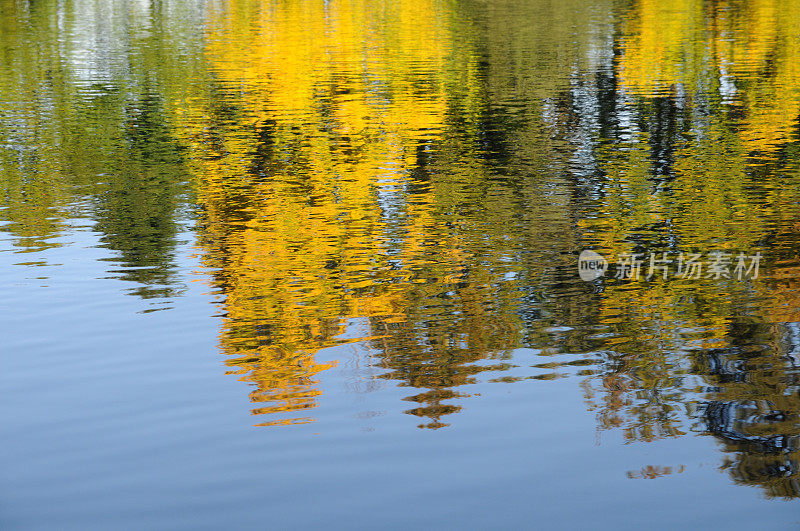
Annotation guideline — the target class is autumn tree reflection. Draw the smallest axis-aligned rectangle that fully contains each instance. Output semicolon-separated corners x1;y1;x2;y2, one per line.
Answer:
176;0;523;426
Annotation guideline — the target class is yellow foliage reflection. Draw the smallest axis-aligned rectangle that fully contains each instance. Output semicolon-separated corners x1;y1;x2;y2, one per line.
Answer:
619;0;800;155
176;0;530;427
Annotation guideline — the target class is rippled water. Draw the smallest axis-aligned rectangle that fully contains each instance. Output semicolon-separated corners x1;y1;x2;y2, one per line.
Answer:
3;0;800;527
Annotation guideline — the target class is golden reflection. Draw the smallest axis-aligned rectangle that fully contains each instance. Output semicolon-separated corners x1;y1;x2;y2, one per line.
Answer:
168;1;800;467
619;0;800;155
176;0;527;426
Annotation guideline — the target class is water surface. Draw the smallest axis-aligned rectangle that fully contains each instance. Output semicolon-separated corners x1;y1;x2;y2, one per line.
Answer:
2;0;800;528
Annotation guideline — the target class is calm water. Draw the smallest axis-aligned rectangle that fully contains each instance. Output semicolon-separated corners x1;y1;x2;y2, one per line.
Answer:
2;0;800;528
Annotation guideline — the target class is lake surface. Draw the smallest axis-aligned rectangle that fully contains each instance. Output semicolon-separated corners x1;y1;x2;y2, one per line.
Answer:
2;0;800;528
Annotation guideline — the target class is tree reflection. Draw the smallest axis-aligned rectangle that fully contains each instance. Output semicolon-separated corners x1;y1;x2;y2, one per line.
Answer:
0;0;197;297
